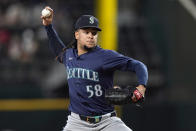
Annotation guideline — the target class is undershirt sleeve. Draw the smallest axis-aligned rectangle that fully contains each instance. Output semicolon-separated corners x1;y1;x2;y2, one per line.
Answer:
45;24;66;62
102;50;148;86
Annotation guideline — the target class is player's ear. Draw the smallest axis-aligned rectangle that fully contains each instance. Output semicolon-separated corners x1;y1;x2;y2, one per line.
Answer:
75;30;79;40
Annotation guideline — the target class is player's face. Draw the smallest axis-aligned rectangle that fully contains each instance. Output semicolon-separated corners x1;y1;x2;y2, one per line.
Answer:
75;28;98;50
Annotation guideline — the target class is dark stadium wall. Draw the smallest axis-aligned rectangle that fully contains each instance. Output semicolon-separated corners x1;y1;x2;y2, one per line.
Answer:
122;1;196;131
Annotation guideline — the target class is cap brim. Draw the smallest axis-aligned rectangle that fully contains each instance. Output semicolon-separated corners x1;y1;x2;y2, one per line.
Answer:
79;26;102;31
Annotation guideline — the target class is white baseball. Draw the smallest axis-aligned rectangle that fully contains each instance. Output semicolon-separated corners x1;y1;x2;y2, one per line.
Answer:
41;8;51;17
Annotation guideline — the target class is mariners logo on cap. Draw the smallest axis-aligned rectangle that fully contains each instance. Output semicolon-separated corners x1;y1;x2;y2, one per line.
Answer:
89;16;94;24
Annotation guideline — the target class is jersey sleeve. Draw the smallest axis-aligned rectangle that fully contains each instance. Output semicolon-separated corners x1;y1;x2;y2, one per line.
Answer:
102;50;148;86
45;24;66;63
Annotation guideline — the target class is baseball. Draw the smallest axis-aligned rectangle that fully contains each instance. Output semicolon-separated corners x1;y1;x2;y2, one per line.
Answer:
41;8;51;17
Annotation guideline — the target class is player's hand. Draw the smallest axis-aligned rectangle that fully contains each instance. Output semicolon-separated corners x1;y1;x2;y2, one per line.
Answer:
131;85;146;103
41;6;54;26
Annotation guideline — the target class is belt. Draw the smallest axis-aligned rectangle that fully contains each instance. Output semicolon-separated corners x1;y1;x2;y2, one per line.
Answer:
70;111;116;124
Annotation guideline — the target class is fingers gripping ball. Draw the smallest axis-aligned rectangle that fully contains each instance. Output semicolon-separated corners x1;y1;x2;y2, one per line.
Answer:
41;8;51;18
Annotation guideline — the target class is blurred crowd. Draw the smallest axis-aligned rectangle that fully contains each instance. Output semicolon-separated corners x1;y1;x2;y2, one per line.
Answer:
0;0;83;64
0;0;93;88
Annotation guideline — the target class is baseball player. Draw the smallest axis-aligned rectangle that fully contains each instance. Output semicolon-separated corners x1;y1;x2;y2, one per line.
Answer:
41;6;148;131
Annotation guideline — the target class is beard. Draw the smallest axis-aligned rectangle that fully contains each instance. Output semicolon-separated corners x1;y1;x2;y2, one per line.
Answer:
83;45;96;51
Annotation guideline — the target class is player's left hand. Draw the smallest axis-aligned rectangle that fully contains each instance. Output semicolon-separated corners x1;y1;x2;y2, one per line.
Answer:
131;85;146;103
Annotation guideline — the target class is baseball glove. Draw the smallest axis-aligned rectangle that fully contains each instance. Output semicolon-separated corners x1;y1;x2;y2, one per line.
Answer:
105;85;145;106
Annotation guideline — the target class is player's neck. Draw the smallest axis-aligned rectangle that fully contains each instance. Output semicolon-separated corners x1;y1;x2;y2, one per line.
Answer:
77;47;88;56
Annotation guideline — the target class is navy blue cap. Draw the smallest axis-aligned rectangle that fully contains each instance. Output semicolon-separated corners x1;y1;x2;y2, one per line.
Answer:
74;15;101;31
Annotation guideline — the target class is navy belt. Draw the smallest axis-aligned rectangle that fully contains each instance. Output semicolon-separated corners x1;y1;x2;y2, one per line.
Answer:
79;112;116;124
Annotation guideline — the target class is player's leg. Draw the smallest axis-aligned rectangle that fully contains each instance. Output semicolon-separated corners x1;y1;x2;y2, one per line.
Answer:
101;116;132;131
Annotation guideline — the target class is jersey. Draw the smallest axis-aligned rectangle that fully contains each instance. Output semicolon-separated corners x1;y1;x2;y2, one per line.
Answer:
45;24;148;116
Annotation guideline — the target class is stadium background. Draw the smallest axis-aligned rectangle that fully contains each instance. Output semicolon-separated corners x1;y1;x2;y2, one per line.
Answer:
0;0;196;131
